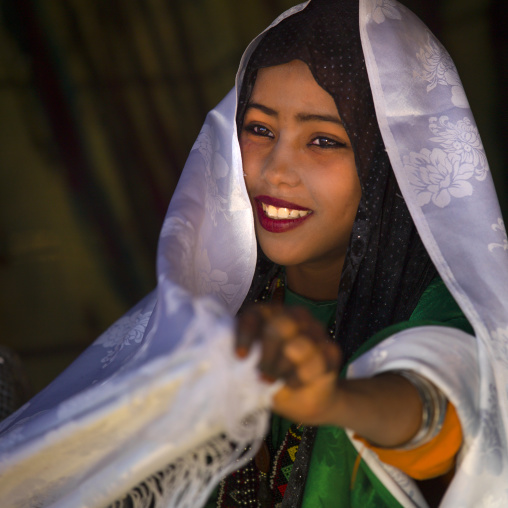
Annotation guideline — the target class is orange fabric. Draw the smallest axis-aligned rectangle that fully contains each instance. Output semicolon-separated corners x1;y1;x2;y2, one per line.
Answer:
355;403;462;480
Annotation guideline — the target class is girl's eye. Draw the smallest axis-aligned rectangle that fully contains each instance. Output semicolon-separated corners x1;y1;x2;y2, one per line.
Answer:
310;137;344;148
245;124;274;138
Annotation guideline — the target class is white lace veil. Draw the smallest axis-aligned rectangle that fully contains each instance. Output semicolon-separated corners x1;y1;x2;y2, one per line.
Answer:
0;1;507;507
0;64;277;508
350;1;508;506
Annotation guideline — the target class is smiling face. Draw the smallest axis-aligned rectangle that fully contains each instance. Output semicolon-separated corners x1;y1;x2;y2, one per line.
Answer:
240;60;361;298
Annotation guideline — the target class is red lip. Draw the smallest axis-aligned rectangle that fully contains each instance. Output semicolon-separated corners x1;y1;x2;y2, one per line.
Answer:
254;196;312;234
255;195;309;211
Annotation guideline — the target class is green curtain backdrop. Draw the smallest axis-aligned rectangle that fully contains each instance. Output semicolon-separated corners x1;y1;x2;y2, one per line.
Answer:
0;0;506;392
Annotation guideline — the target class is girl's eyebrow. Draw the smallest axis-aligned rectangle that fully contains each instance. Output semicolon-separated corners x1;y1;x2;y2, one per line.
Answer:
296;113;343;127
246;102;277;116
245;102;343;126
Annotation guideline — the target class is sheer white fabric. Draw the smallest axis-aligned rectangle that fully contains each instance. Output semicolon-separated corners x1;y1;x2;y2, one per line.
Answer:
356;0;508;505
0;1;506;507
0;91;276;507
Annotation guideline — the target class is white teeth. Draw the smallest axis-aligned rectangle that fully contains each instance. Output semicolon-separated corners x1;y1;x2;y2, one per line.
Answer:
261;202;310;220
267;205;277;218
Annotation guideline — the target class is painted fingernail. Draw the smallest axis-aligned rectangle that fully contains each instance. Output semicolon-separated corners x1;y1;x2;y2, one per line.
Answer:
261;372;277;383
236;346;248;358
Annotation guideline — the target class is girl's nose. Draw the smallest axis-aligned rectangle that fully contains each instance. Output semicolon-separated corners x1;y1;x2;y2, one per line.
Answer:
263;142;300;188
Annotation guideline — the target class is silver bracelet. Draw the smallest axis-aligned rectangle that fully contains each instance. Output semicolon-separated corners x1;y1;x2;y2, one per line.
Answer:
390;370;448;450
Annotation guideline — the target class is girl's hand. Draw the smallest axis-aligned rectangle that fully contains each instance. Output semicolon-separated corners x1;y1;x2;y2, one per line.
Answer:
236;304;342;425
236;304;427;448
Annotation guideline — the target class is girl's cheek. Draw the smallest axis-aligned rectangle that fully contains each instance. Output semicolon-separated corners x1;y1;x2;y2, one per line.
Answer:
241;138;263;155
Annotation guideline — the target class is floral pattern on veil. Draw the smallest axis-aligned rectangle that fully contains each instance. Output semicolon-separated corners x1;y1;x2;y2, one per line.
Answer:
403;114;489;208
192;124;230;226
405;147;474;208
417;34;468;108
429;116;488;180
488;218;508;253
196;248;238;304
95;309;152;368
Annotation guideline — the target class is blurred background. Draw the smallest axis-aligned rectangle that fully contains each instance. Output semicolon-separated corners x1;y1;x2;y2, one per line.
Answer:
0;0;506;394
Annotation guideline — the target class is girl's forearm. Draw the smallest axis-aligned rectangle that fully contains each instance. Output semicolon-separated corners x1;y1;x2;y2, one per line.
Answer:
325;373;423;448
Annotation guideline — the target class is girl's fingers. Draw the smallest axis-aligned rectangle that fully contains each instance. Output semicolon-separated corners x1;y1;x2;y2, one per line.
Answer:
323;341;342;372
236;303;342;387
284;335;314;362
236;305;266;357
284;337;328;384
258;312;301;384
258;330;285;378
286;307;331;345
264;312;299;341
260;347;300;386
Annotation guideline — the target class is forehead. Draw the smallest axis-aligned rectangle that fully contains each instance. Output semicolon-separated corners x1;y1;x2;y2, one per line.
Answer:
250;60;339;116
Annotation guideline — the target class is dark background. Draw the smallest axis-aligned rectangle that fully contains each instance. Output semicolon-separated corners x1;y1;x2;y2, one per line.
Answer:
0;0;506;392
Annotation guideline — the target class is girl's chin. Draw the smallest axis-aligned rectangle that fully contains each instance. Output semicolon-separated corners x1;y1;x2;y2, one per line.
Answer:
256;232;347;272
255;222;317;267
257;241;305;267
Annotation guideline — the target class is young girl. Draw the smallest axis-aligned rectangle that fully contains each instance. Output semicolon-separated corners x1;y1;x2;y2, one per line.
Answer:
0;1;506;507
210;1;476;506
